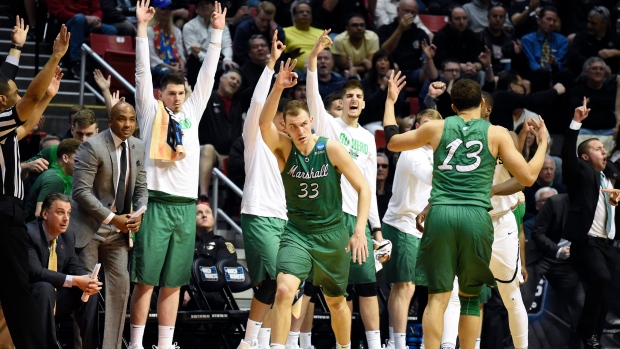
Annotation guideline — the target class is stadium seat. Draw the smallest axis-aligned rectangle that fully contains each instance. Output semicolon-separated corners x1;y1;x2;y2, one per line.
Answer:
188;4;196;20
102;50;136;96
418;14;448;33
89;34;133;56
375;129;386;149
408;97;420;116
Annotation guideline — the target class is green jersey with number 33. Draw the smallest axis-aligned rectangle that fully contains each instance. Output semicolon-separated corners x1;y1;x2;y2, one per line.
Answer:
281;136;344;234
430;116;496;211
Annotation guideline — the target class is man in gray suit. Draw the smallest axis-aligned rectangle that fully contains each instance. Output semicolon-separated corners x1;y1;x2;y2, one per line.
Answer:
68;101;148;349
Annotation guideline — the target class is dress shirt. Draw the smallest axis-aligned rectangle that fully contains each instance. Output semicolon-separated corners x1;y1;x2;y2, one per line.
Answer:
182;15;233;62
521;31;568;71
42;224;73;287
103;129;129;224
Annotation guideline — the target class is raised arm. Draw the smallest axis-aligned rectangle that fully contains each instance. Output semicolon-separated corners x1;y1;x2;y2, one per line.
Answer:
259;58;297;153
15;25;69;122
562;97;589;186
17;67;63;140
135;0;158;120
1;16;28;79
307;30;335;135
327;140;370;264
93;69;114;115
244;30;284;143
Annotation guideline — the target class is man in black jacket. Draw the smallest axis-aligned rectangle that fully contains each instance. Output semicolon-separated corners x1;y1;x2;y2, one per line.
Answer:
562;97;620;349
100;0;137;36
26;193;101;349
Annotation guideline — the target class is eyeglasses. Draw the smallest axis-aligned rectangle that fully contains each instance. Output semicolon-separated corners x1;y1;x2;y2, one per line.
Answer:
377;164;389;169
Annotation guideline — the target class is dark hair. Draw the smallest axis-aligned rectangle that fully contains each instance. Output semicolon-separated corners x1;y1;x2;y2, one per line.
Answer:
40;192;70;218
368;50;394;82
578;138;600;157
538;6;558;19
39;135;61;150
73;109;98;128
488;4;506;17
481;91;494;108
340;79;364;98
323;92;342;110
283;100;309;120
440;58;461;71
160;72;186;91
451;79;482;111
0;76;11;98
278;98;290;113
56;138;82;160
515;123;538;160
248;34;268;48
496;70;520;91
346;12;366;25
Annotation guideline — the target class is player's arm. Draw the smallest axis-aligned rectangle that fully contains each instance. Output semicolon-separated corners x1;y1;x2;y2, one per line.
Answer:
327;140;370;265
491;177;524;197
493;118;548;186
17;67;63;140
307;30;334;135
259;58;297;153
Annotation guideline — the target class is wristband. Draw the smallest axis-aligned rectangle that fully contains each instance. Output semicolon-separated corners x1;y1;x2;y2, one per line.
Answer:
384;125;399;146
371;227;382;233
210;29;223;45
10;44;22;51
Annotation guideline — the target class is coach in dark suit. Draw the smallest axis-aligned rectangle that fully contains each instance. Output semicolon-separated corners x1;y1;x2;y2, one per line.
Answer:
562;99;620;349
27;193;101;349
68;101;148;348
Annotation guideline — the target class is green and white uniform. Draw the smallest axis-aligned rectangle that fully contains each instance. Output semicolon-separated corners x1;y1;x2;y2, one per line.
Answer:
382;146;433;283
307;69;379;284
415;116;497;295
278;137;349;297
240;66;287;285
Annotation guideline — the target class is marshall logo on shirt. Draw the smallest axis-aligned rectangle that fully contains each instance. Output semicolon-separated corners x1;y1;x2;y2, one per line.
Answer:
339;133;369;158
287;164;329;179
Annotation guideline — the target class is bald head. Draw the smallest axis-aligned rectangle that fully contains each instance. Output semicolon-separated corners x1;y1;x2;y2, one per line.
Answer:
398;0;418;21
109;101;137;140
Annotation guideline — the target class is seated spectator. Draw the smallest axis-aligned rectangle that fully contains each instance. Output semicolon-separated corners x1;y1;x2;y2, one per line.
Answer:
432;7;485;79
377;0;430;87
373;0;433;38
183;0;235;88
26;193;102;349
376;152;392;220
420;58;461;106
521;6;568;75
284;0;323;70
569;6;620;79
530;193;585;346
464;0;513;32
238;34;271;98
426;0;466;16
266;0;294;28
332;13;380;78
233;1;285;66
100;0;137;36
194;202;237;263
315;49;347;99
523;186;558;239
198;70;249;198
62;105;87;140
25;139;82;222
287;76;307;102
112;0;137;25
223;0;251;38
323;91;343;118
314;0;367;34
478;4;523;75
556;0;599;40
147;0;186;88
40;135;61;151
568;57;619;151
509;0;551;38
21;110;99;180
359;50;406;126
523;155;567;220
46;0;118;76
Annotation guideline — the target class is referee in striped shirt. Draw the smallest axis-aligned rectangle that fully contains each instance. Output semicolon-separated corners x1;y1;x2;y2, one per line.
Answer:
0;25;70;348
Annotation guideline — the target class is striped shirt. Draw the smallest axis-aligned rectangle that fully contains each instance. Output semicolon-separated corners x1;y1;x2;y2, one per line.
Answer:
0;107;25;200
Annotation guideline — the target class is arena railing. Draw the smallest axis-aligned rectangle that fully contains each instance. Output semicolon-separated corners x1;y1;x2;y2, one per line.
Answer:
78;43;135;105
212;168;242;234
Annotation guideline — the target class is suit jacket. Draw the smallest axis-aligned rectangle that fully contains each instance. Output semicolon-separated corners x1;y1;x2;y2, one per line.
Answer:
532;194;570;258
26;220;87;289
561;127;620;242
68;129;148;248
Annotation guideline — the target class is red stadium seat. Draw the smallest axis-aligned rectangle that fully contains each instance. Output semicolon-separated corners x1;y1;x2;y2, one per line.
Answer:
153;88;161;99
89;34;134;56
375;130;386;149
102;50;136;96
418;14;448;33
408;97;420;116
188;4;196;20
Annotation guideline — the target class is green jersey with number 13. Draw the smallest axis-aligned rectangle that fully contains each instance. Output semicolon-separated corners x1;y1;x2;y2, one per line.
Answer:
281;136;344;234
430;116;496;211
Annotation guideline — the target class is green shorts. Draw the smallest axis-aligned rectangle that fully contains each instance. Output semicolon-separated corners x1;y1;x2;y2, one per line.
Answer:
512;202;525;237
240;214;286;285
382;222;420;284
277;223;350;297
343;213;375;285
131;192;196;288
415;205;495;295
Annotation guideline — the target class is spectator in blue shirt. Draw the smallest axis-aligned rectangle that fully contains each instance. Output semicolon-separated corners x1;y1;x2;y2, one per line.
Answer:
232;1;285;66
521;6;568;72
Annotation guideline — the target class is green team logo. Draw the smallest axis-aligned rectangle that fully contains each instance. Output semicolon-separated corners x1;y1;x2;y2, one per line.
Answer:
339;132;369;159
179;118;192;130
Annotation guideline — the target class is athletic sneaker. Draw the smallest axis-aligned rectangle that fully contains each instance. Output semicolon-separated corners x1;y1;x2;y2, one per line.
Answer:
151;344;180;349
238;340;262;349
384;340;395;349
301;346;316;349
128;344;143;349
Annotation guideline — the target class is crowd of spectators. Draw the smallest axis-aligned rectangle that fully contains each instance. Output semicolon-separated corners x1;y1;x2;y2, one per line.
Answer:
8;0;620;347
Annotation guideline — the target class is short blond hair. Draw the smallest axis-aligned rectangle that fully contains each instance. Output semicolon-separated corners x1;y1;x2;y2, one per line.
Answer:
417;108;443;122
258;1;276;16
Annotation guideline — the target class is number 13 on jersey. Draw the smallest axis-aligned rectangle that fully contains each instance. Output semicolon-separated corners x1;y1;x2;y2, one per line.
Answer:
437;138;484;172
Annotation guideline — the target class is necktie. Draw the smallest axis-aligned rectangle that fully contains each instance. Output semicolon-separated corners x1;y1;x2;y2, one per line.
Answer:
601;173;613;234
541;37;551;69
49;238;57;314
116;142;127;214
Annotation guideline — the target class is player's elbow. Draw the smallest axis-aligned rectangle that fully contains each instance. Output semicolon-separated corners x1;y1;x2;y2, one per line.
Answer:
517;173;537;187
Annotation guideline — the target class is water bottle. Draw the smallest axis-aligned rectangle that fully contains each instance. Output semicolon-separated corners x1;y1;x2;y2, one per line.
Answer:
357;340;365;349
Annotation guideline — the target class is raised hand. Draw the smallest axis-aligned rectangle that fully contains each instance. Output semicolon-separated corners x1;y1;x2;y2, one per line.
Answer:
275;58;298;89
12;15;28;47
110;91;125;107
526;116;548;145
136;0;156;25
211;1;228;30
269;29;286;65
428;81;446;98
573;96;590;122
478;46;492;69
421;39;436;60
46;66;64;97
93;69;111;90
52;25;70;58
310;29;333;57
513;39;522;55
387;70;406;104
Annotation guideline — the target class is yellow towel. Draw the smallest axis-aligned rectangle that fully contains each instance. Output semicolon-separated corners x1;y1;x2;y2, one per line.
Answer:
149;100;186;161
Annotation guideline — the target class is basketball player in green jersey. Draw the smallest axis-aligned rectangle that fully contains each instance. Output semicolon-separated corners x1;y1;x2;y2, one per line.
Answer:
383;74;548;349
259;58;371;349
